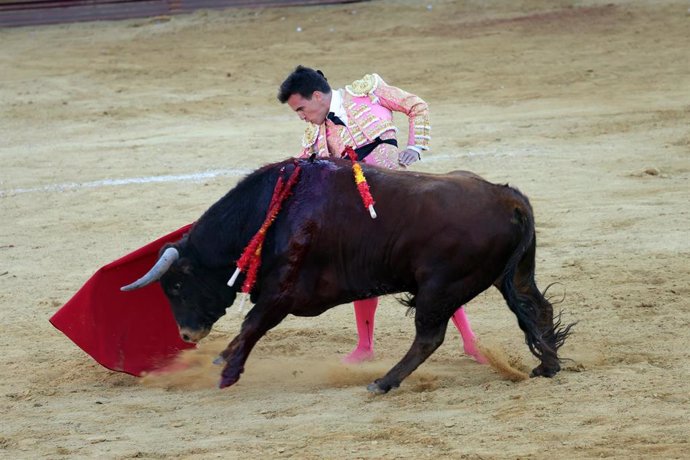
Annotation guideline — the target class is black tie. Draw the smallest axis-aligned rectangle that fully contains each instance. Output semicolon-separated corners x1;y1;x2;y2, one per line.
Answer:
327;112;346;126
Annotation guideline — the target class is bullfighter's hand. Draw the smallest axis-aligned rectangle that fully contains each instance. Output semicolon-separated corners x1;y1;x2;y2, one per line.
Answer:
398;148;421;167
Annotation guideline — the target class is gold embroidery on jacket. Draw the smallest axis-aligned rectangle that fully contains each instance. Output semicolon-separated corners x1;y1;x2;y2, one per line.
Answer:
349;104;369;119
345;74;379;97
302;123;318;149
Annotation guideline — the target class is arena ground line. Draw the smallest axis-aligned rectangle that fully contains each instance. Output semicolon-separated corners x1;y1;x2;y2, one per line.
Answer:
0;168;252;197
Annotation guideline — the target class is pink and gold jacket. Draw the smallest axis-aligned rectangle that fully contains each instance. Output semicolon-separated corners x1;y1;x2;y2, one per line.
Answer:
299;74;431;169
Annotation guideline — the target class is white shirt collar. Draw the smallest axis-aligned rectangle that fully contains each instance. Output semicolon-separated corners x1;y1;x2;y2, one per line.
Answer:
328;89;348;125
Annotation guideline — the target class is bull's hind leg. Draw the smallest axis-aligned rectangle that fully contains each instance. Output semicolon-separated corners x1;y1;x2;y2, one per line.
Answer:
500;282;562;377
367;294;453;394
529;284;573;377
498;240;573;378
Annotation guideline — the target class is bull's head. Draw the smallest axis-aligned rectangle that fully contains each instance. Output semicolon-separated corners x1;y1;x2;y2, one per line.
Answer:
120;244;234;343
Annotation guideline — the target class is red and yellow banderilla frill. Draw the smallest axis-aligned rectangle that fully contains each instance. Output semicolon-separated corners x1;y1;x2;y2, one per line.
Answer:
228;153;377;312
343;146;377;219
227;163;302;310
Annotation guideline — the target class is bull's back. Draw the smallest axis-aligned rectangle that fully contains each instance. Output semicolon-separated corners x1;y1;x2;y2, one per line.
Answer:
293;160;529;238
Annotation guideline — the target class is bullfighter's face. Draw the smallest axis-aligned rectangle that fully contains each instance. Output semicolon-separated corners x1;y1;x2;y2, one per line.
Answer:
287;90;330;125
159;260;230;344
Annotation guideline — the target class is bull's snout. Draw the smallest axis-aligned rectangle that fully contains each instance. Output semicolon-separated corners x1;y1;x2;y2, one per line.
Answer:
178;327;210;344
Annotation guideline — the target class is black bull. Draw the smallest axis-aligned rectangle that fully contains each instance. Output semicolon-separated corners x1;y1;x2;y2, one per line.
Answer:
122;158;573;393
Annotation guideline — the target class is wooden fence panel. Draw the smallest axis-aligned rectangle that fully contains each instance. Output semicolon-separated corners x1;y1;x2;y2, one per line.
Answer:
0;0;363;27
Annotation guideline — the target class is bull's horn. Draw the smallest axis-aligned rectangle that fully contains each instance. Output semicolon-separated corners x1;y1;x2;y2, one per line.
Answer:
120;247;179;291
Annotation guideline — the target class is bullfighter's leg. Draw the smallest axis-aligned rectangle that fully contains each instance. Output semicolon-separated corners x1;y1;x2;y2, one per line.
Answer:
217;303;289;389
367;303;450;394
451;306;487;364
342;297;378;364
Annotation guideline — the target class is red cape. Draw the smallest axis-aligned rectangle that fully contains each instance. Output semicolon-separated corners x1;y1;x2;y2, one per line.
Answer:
50;224;196;376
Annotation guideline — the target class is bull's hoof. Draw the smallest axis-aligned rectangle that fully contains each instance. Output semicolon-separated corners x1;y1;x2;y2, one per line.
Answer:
218;374;239;389
218;362;244;389
367;379;399;394
366;382;388;395
530;363;560;378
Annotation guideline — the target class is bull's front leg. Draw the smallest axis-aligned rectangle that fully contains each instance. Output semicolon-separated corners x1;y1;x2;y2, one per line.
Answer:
367;323;447;394
216;302;288;389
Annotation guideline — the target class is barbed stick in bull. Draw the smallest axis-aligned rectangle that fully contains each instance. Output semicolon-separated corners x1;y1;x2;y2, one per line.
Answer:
227;162;302;313
343;145;377;219
120;157;573;394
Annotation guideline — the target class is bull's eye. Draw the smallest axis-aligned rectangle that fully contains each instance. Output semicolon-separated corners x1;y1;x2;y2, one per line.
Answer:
170;281;183;296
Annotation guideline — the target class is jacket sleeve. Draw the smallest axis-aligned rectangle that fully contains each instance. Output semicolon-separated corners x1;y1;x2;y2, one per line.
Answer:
372;74;431;152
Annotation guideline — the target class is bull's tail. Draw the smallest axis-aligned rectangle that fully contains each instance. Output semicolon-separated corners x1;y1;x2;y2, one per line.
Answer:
496;191;574;377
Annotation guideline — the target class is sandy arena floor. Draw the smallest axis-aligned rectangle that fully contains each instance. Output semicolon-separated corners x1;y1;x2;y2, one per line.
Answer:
1;0;689;458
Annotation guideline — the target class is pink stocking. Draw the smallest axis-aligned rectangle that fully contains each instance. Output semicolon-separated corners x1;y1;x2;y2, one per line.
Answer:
451;306;487;364
342;297;378;363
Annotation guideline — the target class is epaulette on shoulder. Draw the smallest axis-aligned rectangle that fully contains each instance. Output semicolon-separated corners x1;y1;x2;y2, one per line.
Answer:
301;123;318;148
345;73;381;97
